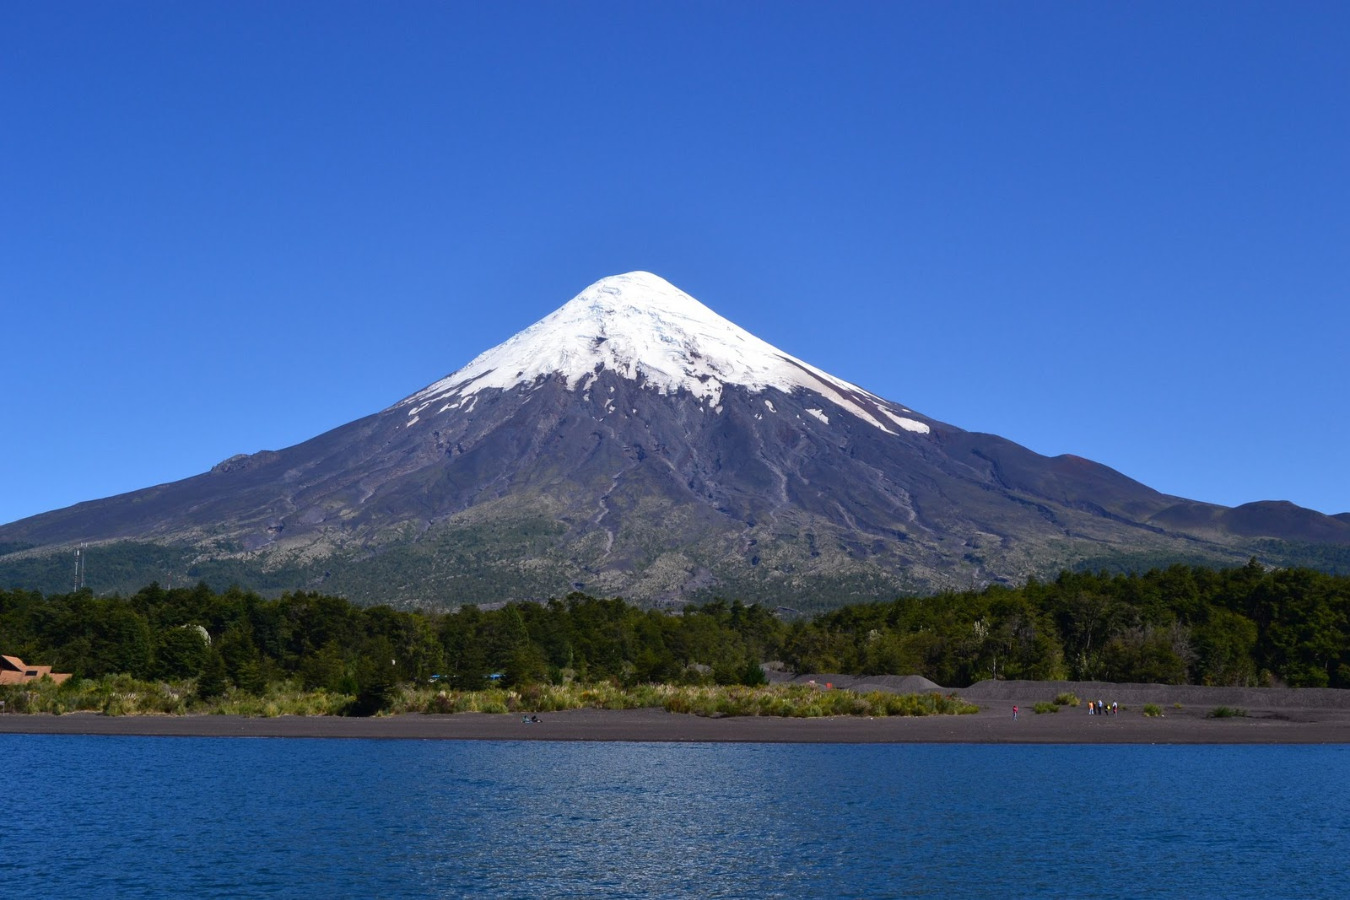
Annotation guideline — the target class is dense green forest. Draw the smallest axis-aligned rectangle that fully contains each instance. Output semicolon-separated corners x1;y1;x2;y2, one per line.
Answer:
2;561;1347;695
790;561;1349;688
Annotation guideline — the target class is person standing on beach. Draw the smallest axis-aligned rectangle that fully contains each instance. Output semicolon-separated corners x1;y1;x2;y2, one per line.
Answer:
1012;705;1018;720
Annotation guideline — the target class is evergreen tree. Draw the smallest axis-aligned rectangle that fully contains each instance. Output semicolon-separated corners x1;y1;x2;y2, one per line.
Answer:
196;649;228;701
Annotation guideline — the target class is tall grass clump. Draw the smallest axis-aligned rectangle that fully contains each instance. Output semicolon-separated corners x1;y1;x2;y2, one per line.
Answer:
3;677;978;720
1;675;193;716
1207;706;1248;718
210;683;352;717
1142;703;1163;717
404;683;977;719
1053;693;1080;707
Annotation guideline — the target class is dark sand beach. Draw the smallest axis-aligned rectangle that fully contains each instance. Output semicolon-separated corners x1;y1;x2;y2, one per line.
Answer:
3;680;1348;743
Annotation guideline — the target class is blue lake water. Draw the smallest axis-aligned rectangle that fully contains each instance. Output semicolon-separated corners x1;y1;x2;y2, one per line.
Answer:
2;736;1347;898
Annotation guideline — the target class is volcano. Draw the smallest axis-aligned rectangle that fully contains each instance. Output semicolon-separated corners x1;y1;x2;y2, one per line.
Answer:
3;272;1347;608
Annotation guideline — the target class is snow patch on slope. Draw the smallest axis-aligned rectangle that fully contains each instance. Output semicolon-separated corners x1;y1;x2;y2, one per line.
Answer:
401;272;930;436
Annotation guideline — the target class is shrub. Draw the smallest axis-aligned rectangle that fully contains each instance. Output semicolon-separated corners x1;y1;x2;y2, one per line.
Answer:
1142;703;1163;717
738;659;768;686
1053;693;1080;707
0;687;37;714
1033;701;1058;714
1208;706;1248;718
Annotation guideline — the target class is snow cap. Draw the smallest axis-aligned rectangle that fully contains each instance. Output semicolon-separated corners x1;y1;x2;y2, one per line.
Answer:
403;272;929;435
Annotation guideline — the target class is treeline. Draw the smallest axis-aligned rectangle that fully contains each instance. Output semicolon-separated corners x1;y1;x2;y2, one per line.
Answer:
782;560;1350;688
2;560;1348;693
0;584;777;697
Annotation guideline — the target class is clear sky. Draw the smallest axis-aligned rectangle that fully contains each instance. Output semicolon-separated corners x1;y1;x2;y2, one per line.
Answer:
3;2;1348;528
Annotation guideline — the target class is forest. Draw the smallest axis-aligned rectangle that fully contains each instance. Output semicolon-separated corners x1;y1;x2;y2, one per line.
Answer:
1;560;1347;701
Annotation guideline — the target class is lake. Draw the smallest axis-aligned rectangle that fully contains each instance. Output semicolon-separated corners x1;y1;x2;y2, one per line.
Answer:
2;736;1346;898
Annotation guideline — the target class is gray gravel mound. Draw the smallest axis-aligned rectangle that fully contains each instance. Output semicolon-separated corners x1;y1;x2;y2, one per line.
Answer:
959;679;1350;709
766;672;946;694
765;671;1350;710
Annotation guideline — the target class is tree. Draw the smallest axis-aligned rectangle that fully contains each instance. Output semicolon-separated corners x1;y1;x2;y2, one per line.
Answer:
1191;608;1258;685
156;625;210;680
196;649;228;701
216;625;265;694
349;637;398;716
300;641;350;693
504;642;549;687
737;656;768;686
1101;624;1191;684
1053;589;1125;680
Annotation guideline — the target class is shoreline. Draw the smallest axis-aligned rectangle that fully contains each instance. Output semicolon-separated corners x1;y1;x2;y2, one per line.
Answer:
3;703;1348;744
5;679;1348;744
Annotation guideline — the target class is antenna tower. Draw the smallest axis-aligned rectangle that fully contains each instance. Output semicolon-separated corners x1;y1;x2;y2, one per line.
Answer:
73;544;86;592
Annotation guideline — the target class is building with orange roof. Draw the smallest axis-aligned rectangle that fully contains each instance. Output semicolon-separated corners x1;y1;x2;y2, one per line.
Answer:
0;655;71;685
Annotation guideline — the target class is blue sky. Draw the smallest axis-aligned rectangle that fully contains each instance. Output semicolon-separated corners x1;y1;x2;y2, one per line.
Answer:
3;2;1348;527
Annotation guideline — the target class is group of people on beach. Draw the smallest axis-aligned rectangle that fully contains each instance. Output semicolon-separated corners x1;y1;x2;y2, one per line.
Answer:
1010;699;1119;719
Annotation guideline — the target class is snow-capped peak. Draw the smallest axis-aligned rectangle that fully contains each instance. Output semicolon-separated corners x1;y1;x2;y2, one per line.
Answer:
402;272;929;435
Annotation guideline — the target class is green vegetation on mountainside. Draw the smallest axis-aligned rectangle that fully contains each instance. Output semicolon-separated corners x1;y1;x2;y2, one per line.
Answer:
5;523;1343;610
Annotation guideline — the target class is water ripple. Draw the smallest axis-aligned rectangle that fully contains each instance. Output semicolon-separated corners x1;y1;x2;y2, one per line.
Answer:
1;737;1346;898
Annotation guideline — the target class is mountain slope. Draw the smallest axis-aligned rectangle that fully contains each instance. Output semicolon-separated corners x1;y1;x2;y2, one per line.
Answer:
3;273;1348;606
